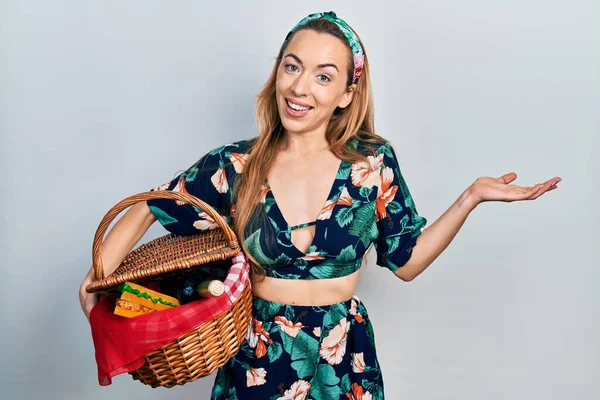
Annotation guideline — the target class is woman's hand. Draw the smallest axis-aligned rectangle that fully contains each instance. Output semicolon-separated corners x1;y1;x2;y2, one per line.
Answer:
469;172;561;205
80;290;98;321
79;266;98;321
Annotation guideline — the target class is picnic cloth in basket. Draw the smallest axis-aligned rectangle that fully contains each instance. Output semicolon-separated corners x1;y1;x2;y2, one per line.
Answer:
89;252;250;386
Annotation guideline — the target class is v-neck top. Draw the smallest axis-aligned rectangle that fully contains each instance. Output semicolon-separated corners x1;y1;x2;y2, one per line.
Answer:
146;137;427;280
264;156;343;233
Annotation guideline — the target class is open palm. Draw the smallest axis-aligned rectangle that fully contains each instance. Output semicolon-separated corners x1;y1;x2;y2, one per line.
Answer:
470;172;561;203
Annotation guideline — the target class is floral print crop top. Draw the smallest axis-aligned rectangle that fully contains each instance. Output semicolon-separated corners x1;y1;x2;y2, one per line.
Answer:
146;138;427;279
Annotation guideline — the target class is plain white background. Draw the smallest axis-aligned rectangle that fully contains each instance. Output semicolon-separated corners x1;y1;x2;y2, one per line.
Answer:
1;0;598;399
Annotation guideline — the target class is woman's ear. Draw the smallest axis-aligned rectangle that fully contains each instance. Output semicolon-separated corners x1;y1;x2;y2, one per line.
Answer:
337;85;356;109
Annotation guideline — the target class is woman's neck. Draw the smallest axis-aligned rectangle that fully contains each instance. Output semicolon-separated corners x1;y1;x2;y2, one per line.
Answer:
281;129;330;156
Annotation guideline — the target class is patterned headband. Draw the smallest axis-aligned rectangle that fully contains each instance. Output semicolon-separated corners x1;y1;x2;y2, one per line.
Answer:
282;11;364;84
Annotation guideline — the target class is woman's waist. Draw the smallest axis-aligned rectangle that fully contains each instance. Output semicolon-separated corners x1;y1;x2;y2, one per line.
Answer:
251;269;360;307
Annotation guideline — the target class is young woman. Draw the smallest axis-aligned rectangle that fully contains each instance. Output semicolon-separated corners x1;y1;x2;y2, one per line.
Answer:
79;11;561;400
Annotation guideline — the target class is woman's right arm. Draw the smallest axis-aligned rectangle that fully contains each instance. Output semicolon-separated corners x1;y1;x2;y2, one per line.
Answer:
78;201;157;320
79;143;240;320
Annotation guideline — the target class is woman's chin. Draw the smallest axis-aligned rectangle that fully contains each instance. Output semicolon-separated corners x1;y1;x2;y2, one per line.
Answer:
279;112;310;132
280;119;307;134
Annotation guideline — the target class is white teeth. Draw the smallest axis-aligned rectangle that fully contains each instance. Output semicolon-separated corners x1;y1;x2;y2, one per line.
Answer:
287;100;310;112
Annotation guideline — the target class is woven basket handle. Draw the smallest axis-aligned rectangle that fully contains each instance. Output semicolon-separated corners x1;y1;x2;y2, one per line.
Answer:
92;190;239;281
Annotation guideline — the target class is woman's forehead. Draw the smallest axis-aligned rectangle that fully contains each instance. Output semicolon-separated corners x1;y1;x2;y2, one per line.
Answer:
284;30;350;67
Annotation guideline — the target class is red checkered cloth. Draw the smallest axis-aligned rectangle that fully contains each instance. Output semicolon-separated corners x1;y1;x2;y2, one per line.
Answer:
89;252;250;386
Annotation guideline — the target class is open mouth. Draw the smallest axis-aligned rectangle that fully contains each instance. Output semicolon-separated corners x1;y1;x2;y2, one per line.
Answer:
285;98;313;113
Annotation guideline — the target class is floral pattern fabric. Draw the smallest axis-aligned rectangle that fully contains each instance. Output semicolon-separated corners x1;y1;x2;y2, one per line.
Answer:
145;137;427;398
146;137;427;280
210;294;385;400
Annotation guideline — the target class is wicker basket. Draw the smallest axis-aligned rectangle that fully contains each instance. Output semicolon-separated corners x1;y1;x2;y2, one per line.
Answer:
86;190;253;388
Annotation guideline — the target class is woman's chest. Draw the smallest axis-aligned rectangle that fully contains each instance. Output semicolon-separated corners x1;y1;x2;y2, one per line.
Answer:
252;164;380;267
265;154;344;227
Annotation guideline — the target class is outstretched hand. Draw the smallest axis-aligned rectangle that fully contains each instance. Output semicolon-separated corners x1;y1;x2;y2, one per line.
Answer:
469;172;561;204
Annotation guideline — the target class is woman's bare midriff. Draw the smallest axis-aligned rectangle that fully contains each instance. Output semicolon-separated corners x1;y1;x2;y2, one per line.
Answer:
251;268;361;306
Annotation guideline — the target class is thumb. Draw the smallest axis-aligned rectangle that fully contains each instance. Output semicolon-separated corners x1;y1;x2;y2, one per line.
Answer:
498;172;517;184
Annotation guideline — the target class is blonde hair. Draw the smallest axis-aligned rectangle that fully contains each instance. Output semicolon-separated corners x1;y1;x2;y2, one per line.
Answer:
233;18;387;278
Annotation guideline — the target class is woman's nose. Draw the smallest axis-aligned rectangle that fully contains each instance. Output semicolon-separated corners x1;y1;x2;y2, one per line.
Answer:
290;73;310;97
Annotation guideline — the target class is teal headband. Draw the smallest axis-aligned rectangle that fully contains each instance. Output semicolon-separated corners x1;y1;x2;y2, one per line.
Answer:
282;11;364;84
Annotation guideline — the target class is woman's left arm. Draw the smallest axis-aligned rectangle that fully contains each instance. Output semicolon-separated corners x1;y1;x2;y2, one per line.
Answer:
394;172;561;282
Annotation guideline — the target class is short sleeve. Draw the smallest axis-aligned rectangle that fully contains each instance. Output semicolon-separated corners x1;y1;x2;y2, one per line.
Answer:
373;143;427;271
146;148;234;236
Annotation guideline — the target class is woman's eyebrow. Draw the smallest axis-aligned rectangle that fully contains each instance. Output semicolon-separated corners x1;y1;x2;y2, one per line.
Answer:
283;53;339;72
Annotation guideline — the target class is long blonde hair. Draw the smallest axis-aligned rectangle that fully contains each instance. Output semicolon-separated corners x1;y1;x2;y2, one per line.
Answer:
233;18;387;277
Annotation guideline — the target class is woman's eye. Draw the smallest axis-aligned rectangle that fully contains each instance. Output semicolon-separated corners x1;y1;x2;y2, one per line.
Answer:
317;74;331;83
285;64;299;73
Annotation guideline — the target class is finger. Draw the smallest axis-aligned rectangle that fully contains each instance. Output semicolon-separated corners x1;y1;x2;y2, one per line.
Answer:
530;182;559;199
509;186;537;201
528;180;555;192
541;180;560;191
544;182;560;193
530;188;546;200
528;184;544;195
525;184;543;191
499;172;517;184
543;178;562;187
520;178;561;200
523;184;545;200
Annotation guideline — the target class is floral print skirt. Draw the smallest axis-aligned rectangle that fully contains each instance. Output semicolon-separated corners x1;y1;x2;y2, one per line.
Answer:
210;294;385;400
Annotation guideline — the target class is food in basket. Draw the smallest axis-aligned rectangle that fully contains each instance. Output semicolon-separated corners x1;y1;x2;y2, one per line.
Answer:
171;278;225;303
159;263;229;304
114;281;180;318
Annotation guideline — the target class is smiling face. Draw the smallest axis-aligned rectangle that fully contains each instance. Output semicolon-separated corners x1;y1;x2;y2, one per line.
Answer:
275;29;355;137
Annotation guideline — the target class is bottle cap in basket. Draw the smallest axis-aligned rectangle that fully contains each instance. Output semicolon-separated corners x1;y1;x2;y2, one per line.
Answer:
197;280;225;297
